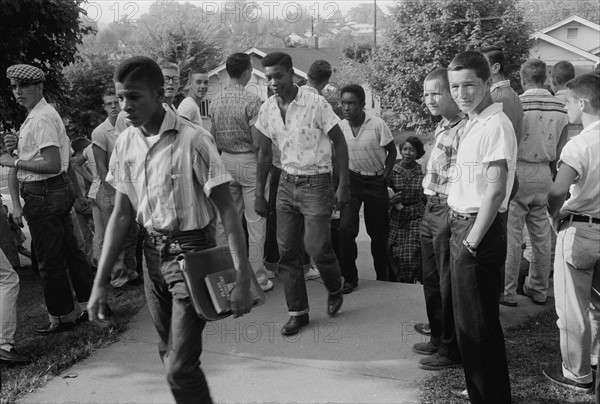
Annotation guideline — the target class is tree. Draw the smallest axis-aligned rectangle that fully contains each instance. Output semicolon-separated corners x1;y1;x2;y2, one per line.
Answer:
521;0;600;31
0;0;93;128
369;0;532;132
346;3;387;25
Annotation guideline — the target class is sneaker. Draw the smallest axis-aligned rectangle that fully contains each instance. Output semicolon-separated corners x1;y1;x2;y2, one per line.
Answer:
543;365;593;392
412;341;438;355
304;265;321;280
418;353;462;371
260;280;274;292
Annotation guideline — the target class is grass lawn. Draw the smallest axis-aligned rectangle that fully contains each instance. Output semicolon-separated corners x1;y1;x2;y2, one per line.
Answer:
419;308;596;404
0;268;146;404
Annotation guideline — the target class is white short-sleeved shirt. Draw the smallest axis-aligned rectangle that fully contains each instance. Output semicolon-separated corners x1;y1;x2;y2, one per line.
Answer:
91;117;119;164
448;103;517;214
16;98;71;182
106;108;232;234
339;113;394;175
82;144;101;199
255;86;340;175
558;120;600;218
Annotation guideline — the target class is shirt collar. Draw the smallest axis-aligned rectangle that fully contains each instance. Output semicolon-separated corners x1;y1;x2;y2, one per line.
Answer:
301;85;319;95
469;103;503;123
134;107;179;140
490;80;511;92
27;97;48;119
103;117;115;130
439;112;466;130
580;120;600;135
293;84;306;107
522;88;552;96
555;89;569;96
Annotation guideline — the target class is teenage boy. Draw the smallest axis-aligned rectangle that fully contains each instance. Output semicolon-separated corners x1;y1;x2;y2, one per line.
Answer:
446;51;517;404
544;73;600;394
412;68;465;370
338;84;396;293
87;56;254;404
178;68;211;132
550;61;583;157
502;59;569;307
254;52;350;336
1;64;95;334
159;60;180;112
210;52;273;292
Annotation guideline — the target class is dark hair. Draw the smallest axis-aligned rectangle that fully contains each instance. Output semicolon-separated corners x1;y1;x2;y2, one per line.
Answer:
551;61;575;86
566;73;600;111
102;87;116;101
340;84;366;105
226;53;252;79
403;136;425;159
480;45;505;74
424;67;449;89
157;60;179;73
187;68;208;82
520;59;546;85
114;56;164;89
448;51;491;81
261;52;293;70
307;60;332;84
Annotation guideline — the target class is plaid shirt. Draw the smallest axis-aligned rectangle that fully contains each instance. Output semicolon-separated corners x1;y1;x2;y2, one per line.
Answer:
422;113;466;196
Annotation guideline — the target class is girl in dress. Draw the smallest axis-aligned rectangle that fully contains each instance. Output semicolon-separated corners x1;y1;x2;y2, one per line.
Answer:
387;136;425;283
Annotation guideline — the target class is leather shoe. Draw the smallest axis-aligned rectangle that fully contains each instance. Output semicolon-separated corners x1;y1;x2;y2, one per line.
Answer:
413;323;431;336
281;314;309;336
327;290;343;317
0;347;31;364
543;365;593;392
342;281;356;294
418;353;462;370
36;321;76;334
449;385;470;400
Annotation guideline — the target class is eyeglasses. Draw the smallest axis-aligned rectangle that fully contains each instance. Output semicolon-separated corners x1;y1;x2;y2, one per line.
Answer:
104;101;119;107
164;76;180;84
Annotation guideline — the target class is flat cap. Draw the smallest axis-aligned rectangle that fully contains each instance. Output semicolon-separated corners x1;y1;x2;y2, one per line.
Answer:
6;64;45;83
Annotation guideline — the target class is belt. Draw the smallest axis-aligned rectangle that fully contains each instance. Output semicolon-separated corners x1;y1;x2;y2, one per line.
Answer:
426;194;448;204
450;210;477;220
570;214;600;225
281;172;330;184
22;172;68;186
351;169;384;177
147;229;206;244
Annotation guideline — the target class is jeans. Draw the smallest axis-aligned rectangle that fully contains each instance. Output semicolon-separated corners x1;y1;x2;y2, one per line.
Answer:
449;213;511;404
504;163;552;303
554;219;600;384
0;248;19;348
144;229;215;404
21;174;94;323
97;183;139;287
277;172;342;315
420;198;460;361
339;171;389;284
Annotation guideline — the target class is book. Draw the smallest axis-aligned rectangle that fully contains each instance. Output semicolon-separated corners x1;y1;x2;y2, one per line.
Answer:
204;269;264;314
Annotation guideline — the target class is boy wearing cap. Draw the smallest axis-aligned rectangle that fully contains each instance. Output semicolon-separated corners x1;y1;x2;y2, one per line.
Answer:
0;64;95;334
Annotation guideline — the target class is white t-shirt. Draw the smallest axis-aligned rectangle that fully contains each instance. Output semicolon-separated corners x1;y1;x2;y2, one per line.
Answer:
448;103;517;214
559;120;600;218
178;97;203;125
82;144;101;199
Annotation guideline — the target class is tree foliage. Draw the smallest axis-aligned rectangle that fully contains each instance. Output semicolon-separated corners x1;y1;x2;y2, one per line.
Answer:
0;0;92;128
521;0;600;31
369;0;533;132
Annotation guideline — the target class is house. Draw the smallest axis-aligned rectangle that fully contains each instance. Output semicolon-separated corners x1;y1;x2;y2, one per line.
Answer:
529;15;600;76
204;47;381;116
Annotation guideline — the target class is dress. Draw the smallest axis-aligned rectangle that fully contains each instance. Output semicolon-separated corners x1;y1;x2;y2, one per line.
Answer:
387;160;424;283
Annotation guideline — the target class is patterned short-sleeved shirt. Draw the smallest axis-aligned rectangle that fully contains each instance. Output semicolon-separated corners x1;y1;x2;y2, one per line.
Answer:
210;84;262;153
254;85;340;175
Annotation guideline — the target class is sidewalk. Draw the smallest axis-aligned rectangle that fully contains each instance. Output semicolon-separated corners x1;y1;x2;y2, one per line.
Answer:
6;189;551;404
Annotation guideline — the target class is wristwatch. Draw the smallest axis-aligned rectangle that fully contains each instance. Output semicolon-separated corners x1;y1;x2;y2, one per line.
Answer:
463;239;477;257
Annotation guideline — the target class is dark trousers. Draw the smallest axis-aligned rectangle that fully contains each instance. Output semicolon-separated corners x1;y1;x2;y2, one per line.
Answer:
339;171;389;284
144;229;215;404
420;199;460;361
449;213;511;404
21;175;94;322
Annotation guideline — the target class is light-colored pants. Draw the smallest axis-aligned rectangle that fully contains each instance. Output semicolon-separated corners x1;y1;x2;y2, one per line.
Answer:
504;163;552;303
0;248;19;349
97;184;139;287
554;219;600;384
216;152;268;286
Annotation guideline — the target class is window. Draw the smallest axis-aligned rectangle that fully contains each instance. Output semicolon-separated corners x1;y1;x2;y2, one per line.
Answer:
567;27;578;40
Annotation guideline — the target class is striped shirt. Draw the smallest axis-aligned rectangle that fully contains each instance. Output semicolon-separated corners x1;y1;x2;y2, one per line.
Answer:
519;88;569;163
422;113;466;196
106;108;232;234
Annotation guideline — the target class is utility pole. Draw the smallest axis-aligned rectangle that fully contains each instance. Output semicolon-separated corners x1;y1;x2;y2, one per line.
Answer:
374;0;377;47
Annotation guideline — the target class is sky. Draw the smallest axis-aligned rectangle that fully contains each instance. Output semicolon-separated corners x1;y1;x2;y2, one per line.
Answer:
81;0;396;25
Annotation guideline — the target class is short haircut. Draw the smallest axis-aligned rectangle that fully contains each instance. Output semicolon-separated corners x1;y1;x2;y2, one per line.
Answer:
551;61;575;86
520;59;547;85
261;52;293;70
157;60;179;73
188;68;208;82
480;45;505;74
114;56;164;89
566;73;600;111
226;53;252;79
403;136;426;159
424;67;449;89
102;87;116;101
448;51;491;81
340;84;366;105
308;60;332;84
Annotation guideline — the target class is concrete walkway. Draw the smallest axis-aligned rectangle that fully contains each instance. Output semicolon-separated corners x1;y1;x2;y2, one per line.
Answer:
3;188;551;404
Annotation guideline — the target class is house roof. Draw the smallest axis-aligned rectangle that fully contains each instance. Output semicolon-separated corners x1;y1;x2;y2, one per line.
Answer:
530;31;600;63
207;47;343;80
539;15;600;35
